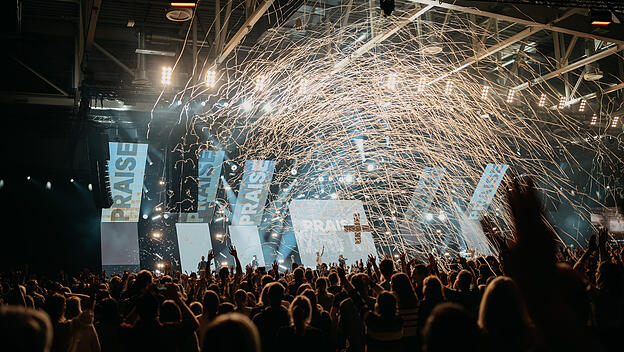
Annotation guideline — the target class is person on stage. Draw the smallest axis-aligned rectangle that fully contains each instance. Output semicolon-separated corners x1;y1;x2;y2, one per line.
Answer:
315;245;325;270
251;255;259;268
197;255;207;274
338;254;347;268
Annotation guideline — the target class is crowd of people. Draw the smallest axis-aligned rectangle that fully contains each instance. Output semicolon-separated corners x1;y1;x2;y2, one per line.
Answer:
1;178;623;352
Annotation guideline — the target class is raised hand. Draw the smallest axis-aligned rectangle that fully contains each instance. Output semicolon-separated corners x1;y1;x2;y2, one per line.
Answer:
229;245;238;258
480;215;508;253
367;254;377;265
597;227;608;247
207;249;215;261
427;253;436;265
336;265;346;279
272;260;279;274
586;234;597;253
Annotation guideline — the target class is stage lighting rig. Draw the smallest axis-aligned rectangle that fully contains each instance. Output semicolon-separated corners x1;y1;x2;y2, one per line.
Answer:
590;10;612;26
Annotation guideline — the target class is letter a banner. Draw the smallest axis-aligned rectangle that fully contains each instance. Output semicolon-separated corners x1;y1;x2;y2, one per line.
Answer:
467;164;508;220
101;142;148;222
231;160;275;226
196;150;225;222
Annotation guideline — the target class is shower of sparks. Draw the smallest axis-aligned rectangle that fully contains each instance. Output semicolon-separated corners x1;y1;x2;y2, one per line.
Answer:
155;2;624;261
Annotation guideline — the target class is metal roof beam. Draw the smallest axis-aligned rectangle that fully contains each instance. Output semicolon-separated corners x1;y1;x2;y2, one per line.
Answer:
216;0;276;64
93;42;135;77
409;0;624;44
513;43;624;91
427;8;579;84
331;4;434;73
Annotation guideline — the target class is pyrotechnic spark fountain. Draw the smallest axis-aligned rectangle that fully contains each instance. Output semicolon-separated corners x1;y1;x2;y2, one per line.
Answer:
153;2;624;260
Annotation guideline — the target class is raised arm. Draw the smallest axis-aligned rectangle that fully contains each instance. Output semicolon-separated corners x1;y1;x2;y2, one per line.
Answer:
368;254;381;281
573;234;596;274
597;228;609;264
272;260;280;280
229;245;242;279
206;249;215;280
399;252;408;274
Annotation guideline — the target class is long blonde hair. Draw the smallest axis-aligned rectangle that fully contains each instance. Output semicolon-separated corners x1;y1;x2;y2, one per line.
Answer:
289;295;312;334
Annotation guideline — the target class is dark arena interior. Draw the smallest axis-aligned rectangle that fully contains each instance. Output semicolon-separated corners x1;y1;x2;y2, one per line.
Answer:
1;1;623;351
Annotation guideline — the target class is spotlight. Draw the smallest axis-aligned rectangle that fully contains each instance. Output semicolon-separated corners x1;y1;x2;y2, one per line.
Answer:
161;66;173;85
380;0;394;16
590;10;612;26
152;214;162;220
215;233;223;239
241;100;253;112
318;176;325;182
480;85;490;100
386;73;397;90
538;93;547;107
612;116;620;128
299;79;309;94
290;168;298;176
230;163;238;171
88;183;93;191
579;100;587;112
156;262;165;269
159;179;166;186
200;101;206;107
557;96;566;109
221;261;228;266
205;69;217;88
254;75;266;90
271;232;279;238
366;163;375;171
590;113;598;125
418;77;426;92
26;176;31;180
163;213;169;219
155;206;162;212
0;180;3;189
505;89;515;103
152;232;162;239
425;213;434;221
444;80;453;95
170;2;196;7
142;214;149;219
45;181;51;190
70;178;74;183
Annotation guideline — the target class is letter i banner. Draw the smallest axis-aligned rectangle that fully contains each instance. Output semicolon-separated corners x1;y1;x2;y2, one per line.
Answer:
101;142;149;222
231;160;276;226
